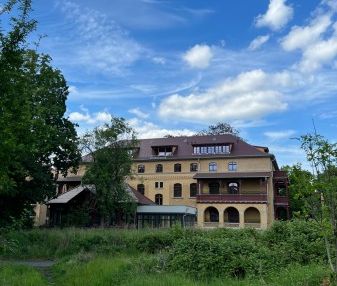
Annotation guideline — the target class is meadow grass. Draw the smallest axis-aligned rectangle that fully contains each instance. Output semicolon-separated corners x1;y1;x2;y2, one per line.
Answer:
52;255;330;286
0;264;46;286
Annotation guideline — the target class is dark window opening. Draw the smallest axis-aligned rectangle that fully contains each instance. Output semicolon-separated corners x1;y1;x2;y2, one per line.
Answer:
190;163;198;172
156;164;163;173
137;184;145;195
138;164;145;173
155;194;163;205
209;182;220;194
173;183;182;198
190;183;197;197
174;163;181;172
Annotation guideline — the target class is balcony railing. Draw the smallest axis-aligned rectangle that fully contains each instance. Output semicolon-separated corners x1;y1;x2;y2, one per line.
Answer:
196;193;267;203
203;222;219;228
274;195;289;205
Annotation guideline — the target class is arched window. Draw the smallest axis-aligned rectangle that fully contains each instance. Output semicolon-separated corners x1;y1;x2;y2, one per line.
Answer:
173;183;182;198
155;164;163;173
228;182;239;194
244;207;261;224
174;163;181;172
228;162;237;171
204;207;219;222
190;163;198;172
209;162;217;172
137;184;145;195
190;183;197;197
155;194;163;205
224;207;239;223
137;164;145;173
209;182;220;194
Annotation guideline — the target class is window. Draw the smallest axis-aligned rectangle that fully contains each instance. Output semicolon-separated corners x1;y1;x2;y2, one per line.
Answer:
209;182;220;194
155;182;163;188
156;164;163;173
173;183;182;198
209;162;217;172
193;144;231;155
137;164;145;173
228;162;237;171
190;183;197;197
190;163;198;172
228;182;239;194
155;194;163;205
137;184;145;195
174;163;181;172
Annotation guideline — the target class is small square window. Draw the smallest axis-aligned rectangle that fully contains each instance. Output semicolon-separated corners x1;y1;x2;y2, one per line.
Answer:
228;162;237;171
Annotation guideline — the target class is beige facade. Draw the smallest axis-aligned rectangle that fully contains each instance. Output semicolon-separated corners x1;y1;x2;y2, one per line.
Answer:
128;155;283;230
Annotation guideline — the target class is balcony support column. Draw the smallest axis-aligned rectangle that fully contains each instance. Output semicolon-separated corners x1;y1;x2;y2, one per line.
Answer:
239;210;245;228
219;208;224;228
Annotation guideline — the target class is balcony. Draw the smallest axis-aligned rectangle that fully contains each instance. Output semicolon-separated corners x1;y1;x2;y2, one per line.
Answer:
274;195;289;206
196;193;267;204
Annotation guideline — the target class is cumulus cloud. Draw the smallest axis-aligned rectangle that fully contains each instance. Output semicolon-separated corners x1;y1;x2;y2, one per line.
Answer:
128;107;149;119
128;118;195;139
281;14;332;51
281;7;337;73
183;44;213;69
264;130;296;140
248;35;270;50
158;69;289;123
255;0;293;31
68;111;112;125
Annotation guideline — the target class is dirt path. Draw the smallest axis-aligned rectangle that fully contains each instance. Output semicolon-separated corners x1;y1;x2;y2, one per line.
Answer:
0;259;56;284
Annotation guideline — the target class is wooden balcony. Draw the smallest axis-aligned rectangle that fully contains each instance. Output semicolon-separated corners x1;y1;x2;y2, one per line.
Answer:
274;195;289;206
196;193;267;204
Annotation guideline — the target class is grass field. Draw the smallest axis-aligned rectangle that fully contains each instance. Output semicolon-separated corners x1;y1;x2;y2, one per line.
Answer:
0;222;334;285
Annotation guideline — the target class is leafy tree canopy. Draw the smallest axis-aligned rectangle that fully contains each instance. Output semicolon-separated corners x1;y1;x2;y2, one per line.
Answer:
81;117;138;226
0;0;81;227
196;122;240;138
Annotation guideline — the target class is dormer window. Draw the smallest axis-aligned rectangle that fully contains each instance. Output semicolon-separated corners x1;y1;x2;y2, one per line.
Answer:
193;144;231;155
152;145;177;156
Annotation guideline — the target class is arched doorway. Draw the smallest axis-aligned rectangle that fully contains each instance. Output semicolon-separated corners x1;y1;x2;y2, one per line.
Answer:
276;207;288;221
224;207;239;227
244;207;261;227
204;207;219;226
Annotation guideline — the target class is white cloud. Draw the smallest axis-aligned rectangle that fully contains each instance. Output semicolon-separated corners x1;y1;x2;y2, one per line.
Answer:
255;0;293;31
128;108;150;119
281;9;337;73
128;118;195;139
158;69;289;123
68;111;112;125
281;14;332;51
57;1;144;74
183;44;213;69
264;130;296;140
152;57;166;64
248;35;270;50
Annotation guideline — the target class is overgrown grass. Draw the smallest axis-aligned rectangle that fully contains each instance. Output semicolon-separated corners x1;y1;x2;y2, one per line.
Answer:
0;220;333;285
52;255;330;286
0;264;46;286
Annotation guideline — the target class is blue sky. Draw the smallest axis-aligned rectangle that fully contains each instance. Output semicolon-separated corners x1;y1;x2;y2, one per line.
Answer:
22;0;337;167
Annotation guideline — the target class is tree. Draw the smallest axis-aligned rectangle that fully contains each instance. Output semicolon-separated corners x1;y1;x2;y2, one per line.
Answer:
196;122;240;138
0;0;81;227
81;117;138;226
282;164;315;217
299;133;337;280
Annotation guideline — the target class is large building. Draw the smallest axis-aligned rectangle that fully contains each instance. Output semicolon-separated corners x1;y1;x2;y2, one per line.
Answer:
44;134;289;229
127;134;289;229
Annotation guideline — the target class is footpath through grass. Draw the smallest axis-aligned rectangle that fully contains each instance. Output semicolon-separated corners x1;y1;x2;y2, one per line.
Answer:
0;220;334;285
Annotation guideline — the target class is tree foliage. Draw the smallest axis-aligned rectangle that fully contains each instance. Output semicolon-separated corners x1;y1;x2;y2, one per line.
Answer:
299;133;337;278
81;117;138;226
196;122;240;138
0;0;81;227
